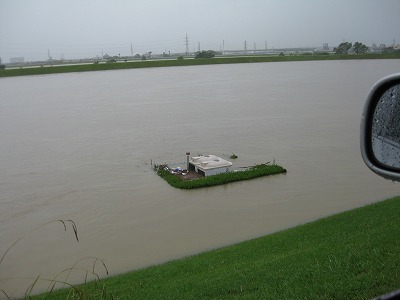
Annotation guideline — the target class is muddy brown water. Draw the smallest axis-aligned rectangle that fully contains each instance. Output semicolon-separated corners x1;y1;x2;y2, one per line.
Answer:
1;60;400;296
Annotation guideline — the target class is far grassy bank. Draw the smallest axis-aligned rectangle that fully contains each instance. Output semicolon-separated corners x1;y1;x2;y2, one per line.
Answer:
155;163;287;189
35;196;400;299
1;53;400;78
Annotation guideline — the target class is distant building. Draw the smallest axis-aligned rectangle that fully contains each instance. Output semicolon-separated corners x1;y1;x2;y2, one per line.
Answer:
10;57;24;63
189;155;232;177
314;43;333;53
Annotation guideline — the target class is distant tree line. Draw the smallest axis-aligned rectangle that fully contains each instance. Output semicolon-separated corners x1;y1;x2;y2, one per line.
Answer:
195;50;216;59
382;47;400;54
334;42;369;54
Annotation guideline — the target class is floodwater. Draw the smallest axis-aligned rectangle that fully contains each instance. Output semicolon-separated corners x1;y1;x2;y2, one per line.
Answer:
1;60;400;296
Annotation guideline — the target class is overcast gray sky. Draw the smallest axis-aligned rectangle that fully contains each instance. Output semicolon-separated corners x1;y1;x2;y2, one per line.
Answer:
1;0;399;62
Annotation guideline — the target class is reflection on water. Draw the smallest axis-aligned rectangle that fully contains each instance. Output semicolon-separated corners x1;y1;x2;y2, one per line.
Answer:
1;60;400;296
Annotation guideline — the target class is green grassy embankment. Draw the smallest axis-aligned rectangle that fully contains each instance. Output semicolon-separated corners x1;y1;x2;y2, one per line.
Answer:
1;53;400;78
36;195;400;299
155;163;287;189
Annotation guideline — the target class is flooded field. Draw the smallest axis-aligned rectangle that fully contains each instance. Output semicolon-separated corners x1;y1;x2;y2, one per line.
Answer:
1;59;400;296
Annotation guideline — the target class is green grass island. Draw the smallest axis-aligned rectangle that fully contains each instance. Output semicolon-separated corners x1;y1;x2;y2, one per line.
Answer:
154;154;287;189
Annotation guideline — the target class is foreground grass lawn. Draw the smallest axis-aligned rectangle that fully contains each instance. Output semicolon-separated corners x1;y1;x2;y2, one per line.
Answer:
37;196;400;299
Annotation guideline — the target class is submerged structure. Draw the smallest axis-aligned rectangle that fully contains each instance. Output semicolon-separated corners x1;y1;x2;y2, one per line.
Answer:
188;154;232;177
155;152;286;189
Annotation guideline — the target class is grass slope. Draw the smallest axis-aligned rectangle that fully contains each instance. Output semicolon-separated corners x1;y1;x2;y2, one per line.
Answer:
1;53;400;78
39;196;400;299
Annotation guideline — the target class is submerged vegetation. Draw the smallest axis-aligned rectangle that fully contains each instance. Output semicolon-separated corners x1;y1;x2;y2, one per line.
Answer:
0;220;112;299
33;196;400;299
154;163;287;189
229;153;238;159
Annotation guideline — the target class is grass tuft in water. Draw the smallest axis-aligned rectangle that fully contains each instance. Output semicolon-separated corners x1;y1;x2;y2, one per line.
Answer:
230;153;238;159
0;220;113;299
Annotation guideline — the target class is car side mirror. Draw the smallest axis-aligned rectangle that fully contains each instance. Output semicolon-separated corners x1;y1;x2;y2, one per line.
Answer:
361;73;400;181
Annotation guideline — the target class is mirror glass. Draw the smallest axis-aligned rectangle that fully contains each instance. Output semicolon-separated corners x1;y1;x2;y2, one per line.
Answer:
372;83;400;169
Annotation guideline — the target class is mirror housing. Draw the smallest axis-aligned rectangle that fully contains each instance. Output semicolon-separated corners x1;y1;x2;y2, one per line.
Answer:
361;73;400;181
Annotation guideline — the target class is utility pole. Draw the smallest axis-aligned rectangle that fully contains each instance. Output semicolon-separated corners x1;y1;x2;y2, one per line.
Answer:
48;49;52;66
223;40;225;56
244;40;247;54
254;42;256;55
198;41;200;52
131;44;133;58
185;34;189;56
